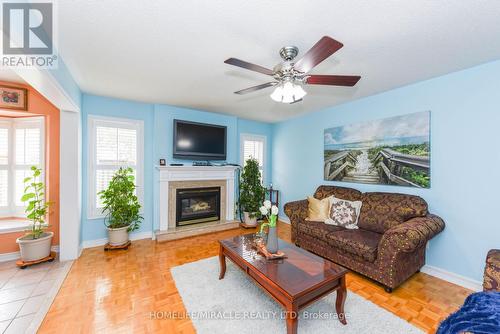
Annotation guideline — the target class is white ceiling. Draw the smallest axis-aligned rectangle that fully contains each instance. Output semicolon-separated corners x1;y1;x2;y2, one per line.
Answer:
58;1;500;122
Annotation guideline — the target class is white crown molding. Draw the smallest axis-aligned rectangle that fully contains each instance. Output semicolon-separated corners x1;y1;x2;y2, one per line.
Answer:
81;231;153;249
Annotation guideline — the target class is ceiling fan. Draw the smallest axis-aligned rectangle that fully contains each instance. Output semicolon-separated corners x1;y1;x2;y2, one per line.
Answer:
224;36;361;104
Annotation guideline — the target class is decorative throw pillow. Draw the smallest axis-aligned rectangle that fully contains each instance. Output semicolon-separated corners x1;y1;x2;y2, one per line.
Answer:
306;196;332;222
326;196;363;229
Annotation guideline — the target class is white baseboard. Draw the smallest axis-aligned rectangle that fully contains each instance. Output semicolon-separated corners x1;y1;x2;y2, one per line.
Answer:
279;215;290;224
81;231;153;249
421;265;482;292
0;245;59;263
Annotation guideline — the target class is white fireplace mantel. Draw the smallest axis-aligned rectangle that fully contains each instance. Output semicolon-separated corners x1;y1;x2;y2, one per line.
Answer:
156;165;238;232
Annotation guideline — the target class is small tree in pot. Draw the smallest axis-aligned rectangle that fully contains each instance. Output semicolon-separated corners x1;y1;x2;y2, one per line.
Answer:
16;166;53;262
98;167;142;246
239;158;265;226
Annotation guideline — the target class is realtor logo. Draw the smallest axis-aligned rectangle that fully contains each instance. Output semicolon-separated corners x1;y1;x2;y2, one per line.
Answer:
1;1;57;68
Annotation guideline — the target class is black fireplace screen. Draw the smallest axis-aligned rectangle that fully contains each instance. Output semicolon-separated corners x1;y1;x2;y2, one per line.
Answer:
176;187;220;226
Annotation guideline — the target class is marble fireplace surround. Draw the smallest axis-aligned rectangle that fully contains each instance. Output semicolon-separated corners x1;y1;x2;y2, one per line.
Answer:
168;180;226;229
157;166;239;240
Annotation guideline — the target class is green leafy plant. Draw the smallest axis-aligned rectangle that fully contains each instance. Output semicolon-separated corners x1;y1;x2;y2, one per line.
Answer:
239;158;265;218
22;166;51;239
98;167;142;232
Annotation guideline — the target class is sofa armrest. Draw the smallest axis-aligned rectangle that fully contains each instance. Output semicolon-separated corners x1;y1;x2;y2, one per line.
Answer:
379;214;445;254
284;199;308;243
484;249;500;292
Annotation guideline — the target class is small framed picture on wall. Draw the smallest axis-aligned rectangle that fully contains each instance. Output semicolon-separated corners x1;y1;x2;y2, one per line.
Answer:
0;85;28;110
159;158;166;166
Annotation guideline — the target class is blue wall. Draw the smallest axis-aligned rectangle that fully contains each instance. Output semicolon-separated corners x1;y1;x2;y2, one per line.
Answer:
272;60;500;282
81;95;155;241
81;94;273;239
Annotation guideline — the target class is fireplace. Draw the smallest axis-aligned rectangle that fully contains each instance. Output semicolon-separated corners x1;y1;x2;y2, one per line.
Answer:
176;187;221;226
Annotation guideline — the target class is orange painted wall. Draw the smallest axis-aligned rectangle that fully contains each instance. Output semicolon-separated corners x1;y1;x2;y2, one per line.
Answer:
0;81;60;254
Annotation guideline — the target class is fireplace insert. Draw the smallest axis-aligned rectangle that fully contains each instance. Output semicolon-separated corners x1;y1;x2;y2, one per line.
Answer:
176;187;221;226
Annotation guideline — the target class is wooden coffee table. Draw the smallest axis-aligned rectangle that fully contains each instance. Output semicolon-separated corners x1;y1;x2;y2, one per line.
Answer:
218;234;348;334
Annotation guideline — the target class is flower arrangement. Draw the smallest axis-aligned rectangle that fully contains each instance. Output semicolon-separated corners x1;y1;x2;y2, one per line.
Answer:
259;200;279;233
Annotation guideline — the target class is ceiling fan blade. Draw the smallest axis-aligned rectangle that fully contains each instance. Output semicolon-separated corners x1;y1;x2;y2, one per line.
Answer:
224;58;274;76
305;75;361;86
234;82;277;95
293;36;344;73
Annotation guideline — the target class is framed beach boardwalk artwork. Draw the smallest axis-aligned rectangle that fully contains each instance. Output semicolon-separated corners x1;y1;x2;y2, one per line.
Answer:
324;111;430;188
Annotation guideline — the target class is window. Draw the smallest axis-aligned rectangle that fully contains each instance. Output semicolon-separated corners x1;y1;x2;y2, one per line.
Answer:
0;117;44;218
240;134;266;182
88;116;144;218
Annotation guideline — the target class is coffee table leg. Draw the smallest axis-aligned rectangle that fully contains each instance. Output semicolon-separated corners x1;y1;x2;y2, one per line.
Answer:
218;244;226;280
285;304;298;334
336;276;347;325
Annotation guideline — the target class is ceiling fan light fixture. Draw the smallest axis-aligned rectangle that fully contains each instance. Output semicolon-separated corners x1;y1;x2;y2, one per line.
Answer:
270;84;284;102
270;81;307;103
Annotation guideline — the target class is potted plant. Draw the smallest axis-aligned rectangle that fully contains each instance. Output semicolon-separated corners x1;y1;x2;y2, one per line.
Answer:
239;158;265;226
98;167;142;246
259;200;279;254
16;166;53;262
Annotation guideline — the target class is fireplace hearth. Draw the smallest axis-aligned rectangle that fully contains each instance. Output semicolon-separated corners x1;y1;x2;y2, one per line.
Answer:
176;187;221;226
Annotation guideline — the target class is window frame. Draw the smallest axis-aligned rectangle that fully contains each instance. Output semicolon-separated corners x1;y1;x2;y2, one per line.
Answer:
0;116;45;218
240;133;266;182
87;115;144;219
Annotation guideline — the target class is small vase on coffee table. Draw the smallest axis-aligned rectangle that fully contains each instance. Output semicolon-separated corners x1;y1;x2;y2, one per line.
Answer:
266;219;278;254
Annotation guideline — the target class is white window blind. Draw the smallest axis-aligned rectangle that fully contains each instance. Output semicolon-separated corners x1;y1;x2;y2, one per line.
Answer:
240;134;266;182
0;117;44;217
88;116;144;218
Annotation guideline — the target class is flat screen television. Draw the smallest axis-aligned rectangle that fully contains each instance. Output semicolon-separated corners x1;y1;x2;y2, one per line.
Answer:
173;120;227;160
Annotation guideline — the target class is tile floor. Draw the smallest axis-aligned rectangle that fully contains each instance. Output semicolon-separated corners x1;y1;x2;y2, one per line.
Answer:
0;257;72;334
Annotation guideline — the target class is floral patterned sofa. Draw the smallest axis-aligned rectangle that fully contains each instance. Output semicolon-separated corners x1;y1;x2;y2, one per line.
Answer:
284;185;445;292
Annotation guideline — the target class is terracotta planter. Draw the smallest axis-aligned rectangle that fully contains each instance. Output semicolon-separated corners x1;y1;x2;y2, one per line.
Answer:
107;225;130;246
16;231;53;262
243;212;258;226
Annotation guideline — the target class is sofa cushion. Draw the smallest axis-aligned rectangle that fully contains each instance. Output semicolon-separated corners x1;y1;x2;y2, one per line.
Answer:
327;196;363;229
326;229;382;262
306;196;331;222
297;220;344;240
314;185;362;201
358;192;428;234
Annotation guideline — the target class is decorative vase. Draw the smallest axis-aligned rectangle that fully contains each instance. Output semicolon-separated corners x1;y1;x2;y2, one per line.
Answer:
266;226;278;254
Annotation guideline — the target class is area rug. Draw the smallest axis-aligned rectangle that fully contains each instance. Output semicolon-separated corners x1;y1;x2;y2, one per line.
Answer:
171;257;423;334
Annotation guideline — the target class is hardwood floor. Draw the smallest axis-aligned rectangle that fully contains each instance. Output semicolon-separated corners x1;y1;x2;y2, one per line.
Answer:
38;222;471;333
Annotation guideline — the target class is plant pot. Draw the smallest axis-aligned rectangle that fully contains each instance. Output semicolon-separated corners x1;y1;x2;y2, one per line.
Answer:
243;212;258;226
107;225;130;246
16;231;53;262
